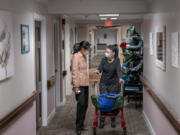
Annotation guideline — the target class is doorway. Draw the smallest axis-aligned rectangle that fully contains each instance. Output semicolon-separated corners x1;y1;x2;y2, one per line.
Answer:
35;21;42;130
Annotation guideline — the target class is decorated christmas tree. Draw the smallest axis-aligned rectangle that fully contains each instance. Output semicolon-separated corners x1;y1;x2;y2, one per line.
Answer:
121;26;143;83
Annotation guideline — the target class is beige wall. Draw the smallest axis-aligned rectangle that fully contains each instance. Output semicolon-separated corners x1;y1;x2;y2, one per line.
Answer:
143;0;180;134
0;0;59;134
0;10;36;119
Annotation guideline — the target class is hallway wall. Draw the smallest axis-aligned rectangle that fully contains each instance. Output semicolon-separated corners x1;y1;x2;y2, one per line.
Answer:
94;29;117;46
76;24;88;42
0;8;37;135
143;0;180;134
0;0;59;134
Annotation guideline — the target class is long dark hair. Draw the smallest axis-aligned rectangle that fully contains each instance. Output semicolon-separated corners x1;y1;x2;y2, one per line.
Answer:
73;41;91;54
73;43;80;54
79;41;91;50
107;44;119;58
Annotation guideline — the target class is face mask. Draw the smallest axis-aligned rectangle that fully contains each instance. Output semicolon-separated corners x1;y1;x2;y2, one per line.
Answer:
84;51;89;55
105;52;111;58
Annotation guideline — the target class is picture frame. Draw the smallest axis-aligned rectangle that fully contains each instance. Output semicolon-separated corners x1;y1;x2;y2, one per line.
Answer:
155;25;166;71
171;32;179;68
0;11;14;81
149;32;154;55
21;24;30;54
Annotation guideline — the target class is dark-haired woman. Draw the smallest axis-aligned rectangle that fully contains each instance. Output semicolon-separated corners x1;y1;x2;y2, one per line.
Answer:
71;41;91;135
95;44;124;129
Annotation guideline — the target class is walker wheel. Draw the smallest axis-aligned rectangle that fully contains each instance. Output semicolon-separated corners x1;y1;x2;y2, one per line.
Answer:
123;128;127;135
93;128;96;135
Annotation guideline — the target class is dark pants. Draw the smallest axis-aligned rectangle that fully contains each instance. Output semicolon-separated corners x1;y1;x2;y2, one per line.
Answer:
75;86;89;130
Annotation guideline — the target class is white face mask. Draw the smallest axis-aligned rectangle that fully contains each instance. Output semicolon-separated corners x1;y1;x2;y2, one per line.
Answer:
105;52;111;58
84;51;89;55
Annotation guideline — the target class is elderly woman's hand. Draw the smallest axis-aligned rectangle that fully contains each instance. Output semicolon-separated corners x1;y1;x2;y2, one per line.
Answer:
94;70;100;75
119;78;125;84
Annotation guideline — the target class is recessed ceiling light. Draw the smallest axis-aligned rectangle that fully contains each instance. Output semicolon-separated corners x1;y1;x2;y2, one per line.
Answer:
100;18;107;20
99;14;119;17
110;17;118;20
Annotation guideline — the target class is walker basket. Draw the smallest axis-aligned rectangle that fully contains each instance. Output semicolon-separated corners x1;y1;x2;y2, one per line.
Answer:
91;95;124;111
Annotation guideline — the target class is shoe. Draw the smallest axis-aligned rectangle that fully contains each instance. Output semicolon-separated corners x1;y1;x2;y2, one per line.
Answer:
76;130;81;135
99;120;105;129
81;127;88;131
111;120;116;128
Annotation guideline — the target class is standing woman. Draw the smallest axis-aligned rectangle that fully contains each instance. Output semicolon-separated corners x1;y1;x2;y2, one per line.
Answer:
95;44;124;129
71;41;91;135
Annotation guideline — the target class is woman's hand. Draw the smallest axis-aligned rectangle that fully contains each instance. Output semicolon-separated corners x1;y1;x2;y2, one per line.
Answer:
94;70;100;75
73;87;79;93
119;78;125;84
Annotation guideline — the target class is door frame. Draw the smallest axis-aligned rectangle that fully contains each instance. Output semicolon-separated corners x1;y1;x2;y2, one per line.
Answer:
35;21;42;129
34;13;48;126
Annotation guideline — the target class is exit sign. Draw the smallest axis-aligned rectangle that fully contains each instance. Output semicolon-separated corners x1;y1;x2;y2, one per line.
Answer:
105;20;112;26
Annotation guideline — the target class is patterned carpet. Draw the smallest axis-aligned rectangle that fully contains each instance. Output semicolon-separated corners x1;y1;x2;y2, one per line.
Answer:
37;82;151;135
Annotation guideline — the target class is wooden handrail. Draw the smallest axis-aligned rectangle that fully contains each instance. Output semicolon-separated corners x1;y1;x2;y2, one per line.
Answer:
0;91;38;130
141;76;180;133
47;76;56;88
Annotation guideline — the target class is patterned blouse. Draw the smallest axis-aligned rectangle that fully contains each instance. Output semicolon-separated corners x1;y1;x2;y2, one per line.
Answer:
71;52;89;87
98;57;121;93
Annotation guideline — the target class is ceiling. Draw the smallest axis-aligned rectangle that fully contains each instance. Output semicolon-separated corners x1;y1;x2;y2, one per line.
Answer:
36;0;153;24
48;0;149;14
66;14;144;24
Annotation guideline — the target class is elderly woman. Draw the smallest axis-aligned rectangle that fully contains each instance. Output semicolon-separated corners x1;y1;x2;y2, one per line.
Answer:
95;44;124;129
71;41;91;135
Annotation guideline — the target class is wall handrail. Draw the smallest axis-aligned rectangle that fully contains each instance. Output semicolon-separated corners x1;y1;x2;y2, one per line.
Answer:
141;76;180;133
0;91;38;130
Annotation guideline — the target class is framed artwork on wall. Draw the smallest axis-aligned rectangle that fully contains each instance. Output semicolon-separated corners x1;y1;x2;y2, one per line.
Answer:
104;33;107;39
149;32;154;55
0;11;14;81
21;24;30;54
171;32;179;68
155;25;166;71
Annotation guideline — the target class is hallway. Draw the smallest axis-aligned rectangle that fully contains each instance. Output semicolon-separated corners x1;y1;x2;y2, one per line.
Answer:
37;83;150;135
1;0;180;135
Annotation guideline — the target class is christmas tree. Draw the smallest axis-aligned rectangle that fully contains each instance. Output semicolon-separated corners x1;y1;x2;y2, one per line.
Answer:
121;26;143;83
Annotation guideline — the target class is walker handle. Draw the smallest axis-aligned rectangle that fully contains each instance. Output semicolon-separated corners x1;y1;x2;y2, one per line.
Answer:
120;82;124;96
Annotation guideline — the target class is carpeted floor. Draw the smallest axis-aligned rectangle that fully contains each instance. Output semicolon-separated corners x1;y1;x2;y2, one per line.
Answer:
37;82;151;135
38;54;151;135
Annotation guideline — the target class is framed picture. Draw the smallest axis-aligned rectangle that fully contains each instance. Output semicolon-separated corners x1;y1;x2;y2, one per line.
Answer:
0;11;14;81
171;32;179;68
21;24;30;54
155;25;166;71
104;33;107;39
149;32;154;55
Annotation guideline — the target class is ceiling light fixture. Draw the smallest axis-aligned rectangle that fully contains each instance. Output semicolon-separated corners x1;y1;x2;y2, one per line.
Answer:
99;14;119;17
110;17;118;20
100;18;107;20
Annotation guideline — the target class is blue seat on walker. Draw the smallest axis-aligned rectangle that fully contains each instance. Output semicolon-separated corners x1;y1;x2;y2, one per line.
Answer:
99;94;120;112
